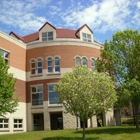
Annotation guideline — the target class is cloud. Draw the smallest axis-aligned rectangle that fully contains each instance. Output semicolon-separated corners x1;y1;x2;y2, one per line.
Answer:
62;0;140;33
0;0;51;34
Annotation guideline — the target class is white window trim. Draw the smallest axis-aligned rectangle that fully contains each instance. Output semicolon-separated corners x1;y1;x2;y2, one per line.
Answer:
13;119;23;130
0;118;9;131
30;85;44;107
37;57;43;74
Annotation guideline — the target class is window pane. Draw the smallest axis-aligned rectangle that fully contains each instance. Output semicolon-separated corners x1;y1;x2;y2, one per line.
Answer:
14;120;17;123
49;92;59;104
76;57;81;65
48;32;53;36
31;69;36;74
82;33;86;38
87;34;91;39
4;119;8;123
48;60;52;66
32;87;36;92
48;37;53;40
42;32;47;37
5;52;9;58
55;59;60;65
19;124;22;128
48;67;53;72
0;124;2;128
19;120;22;123
38;68;42;73
0;119;2;123
55;66;60;72
42;38;47;41
88;40;91;42
38;86;42;92
4;124;8;128
14;124;17;128
82;58;87;66
49;85;54;91
31;63;35;68
91;59;95;66
38;61;42;67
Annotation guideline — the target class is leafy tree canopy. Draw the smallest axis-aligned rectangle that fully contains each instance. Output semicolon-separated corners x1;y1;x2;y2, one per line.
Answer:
0;55;18;117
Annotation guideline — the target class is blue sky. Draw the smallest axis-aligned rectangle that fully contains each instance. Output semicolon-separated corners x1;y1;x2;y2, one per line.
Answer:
0;0;140;44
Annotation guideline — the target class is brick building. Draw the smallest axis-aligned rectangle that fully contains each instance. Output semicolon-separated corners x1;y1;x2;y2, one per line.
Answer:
0;22;115;133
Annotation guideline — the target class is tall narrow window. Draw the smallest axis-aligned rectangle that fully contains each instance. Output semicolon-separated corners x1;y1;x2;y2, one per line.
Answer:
54;57;60;72
37;58;42;74
0;49;9;64
31;86;43;106
91;58;96;70
75;57;81;66
48;85;59;105
82;57;87;67
31;59;36;75
47;57;53;73
0;119;9;128
82;33;91;42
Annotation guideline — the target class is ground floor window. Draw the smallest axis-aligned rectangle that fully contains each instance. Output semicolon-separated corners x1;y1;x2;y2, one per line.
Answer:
0;119;9;128
14;119;23;128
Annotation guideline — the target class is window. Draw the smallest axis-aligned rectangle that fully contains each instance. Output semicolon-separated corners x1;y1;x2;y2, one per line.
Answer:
14;119;23;128
54;57;60;72
31;59;36;75
37;58;42;74
0;49;9;64
91;58;96;70
75;57;81;66
0;119;9;129
82;33;91;42
42;32;53;41
82;57;87;67
47;57;53;73
48;85;59;105
31;86;43;106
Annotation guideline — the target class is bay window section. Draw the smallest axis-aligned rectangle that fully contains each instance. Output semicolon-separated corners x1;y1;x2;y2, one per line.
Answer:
31;86;43;106
48;85;59;105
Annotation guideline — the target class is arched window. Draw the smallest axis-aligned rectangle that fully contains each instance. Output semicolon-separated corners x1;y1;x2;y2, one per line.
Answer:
30;59;36;75
82;57;87;67
54;57;60;72
37;58;42;74
75;57;81;66
91;58;96;70
47;57;53;73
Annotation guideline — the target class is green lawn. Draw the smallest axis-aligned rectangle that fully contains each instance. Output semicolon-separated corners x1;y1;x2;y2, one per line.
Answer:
0;126;140;140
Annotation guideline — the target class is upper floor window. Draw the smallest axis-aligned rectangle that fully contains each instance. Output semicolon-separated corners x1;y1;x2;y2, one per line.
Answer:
42;32;53;41
47;57;53;73
82;57;87;67
0;119;9;129
48;84;59;105
31;85;43;106
54;57;60;72
37;58;42;74
46;56;61;74
82;33;91;42
30;59;36;75
75;56;81;66
91;58;96;71
0;49;9;64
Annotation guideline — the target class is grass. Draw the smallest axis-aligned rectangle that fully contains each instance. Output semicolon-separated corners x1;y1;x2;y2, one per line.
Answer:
0;126;140;140
121;116;140;125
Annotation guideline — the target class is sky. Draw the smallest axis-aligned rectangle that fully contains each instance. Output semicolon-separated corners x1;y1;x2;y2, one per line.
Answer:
0;0;140;44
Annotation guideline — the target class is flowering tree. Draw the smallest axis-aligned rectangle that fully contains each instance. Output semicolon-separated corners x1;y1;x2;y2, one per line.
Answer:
54;65;117;140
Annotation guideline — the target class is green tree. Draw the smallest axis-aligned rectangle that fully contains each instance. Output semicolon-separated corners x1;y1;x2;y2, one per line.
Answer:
0;55;18;117
96;29;140;129
54;65;117;140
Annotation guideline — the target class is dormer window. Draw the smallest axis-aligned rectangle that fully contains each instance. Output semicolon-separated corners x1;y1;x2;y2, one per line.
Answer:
82;33;91;42
42;32;53;41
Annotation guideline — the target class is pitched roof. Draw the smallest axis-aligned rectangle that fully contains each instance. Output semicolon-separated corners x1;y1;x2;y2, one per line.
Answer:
76;24;93;34
56;28;79;39
9;31;24;41
22;32;39;43
39;22;56;31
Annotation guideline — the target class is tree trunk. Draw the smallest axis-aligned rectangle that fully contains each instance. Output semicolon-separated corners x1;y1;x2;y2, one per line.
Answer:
82;120;86;140
135;104;139;129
